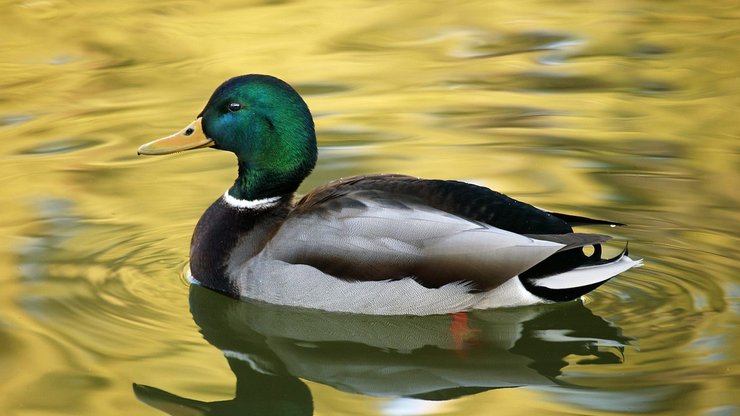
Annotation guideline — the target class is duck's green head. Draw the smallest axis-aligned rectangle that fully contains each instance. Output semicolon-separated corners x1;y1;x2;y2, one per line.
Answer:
138;74;317;200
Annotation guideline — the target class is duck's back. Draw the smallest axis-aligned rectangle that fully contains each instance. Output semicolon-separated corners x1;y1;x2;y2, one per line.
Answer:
294;174;574;235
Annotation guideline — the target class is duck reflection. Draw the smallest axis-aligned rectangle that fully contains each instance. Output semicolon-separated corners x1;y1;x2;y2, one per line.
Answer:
134;285;630;415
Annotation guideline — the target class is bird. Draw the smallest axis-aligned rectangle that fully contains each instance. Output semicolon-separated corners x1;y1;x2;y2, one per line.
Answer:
137;74;642;315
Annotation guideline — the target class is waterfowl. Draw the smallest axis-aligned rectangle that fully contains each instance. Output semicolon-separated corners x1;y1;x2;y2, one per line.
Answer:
138;74;642;315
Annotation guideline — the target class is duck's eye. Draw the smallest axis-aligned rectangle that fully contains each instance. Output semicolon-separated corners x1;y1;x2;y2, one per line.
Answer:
228;102;242;112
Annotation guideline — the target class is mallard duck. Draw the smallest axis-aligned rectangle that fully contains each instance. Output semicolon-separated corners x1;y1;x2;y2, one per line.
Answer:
138;74;642;315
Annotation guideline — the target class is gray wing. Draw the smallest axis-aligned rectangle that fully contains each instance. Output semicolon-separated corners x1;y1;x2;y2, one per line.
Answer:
263;189;570;290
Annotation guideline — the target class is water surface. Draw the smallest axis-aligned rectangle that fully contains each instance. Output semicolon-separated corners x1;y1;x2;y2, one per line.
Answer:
0;1;737;415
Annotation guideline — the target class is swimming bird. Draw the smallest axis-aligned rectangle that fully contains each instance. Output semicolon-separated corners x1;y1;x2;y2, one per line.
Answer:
138;74;642;315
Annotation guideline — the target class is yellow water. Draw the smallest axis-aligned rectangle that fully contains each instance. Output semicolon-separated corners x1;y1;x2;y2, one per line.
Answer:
1;0;738;415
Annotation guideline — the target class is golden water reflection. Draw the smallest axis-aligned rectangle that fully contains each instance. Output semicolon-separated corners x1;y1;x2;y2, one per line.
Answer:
0;0;737;415
135;286;631;415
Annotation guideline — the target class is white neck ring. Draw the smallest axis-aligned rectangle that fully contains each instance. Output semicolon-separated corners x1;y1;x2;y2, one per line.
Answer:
222;191;282;210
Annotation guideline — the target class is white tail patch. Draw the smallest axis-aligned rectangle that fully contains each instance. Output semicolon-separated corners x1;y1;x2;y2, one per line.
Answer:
533;253;643;290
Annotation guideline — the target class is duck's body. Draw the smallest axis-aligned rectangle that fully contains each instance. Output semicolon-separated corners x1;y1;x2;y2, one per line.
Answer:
139;74;641;315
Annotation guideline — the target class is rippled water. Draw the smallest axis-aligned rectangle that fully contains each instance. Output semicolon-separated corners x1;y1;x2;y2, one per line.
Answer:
1;1;738;415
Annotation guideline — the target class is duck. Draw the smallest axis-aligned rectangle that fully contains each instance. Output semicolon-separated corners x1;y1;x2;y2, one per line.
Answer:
137;74;642;315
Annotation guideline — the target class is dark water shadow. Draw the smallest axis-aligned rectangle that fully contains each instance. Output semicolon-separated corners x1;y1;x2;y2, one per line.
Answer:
134;285;631;415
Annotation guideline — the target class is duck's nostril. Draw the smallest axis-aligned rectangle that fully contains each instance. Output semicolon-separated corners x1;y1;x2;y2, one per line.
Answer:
184;127;195;136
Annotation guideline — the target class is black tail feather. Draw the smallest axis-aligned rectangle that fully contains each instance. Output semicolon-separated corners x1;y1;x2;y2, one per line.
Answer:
548;211;625;228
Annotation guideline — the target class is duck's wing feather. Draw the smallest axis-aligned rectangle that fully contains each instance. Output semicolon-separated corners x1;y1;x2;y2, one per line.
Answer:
268;191;562;289
294;175;624;282
263;177;612;290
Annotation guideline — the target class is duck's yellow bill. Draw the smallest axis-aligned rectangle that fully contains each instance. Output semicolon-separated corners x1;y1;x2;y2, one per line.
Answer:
137;117;214;155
